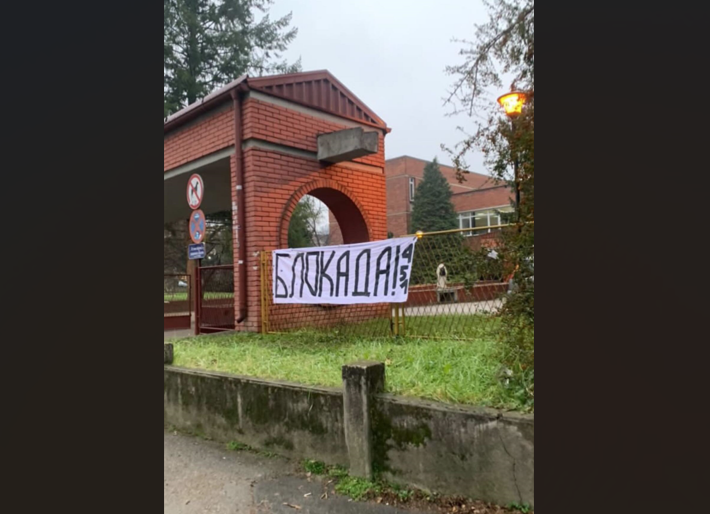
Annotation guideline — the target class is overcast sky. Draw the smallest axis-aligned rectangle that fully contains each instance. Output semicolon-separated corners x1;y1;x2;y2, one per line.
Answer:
268;0;492;173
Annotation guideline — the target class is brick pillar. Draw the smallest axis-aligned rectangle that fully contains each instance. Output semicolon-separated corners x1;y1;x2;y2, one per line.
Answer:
342;361;385;479
229;152;247;331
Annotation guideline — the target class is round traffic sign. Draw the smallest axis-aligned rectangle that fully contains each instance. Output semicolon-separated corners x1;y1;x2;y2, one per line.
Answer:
186;174;204;210
189;209;207;244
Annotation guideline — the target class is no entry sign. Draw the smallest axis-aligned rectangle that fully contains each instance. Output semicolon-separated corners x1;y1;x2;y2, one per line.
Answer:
186;174;204;210
189;209;207;244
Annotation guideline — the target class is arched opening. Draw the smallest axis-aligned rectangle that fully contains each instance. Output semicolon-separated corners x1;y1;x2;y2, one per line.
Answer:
309;187;369;245
284;187;370;248
287;195;331;249
272;184;387;334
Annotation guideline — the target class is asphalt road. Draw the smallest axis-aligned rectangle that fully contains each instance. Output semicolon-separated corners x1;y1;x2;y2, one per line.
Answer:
164;431;418;514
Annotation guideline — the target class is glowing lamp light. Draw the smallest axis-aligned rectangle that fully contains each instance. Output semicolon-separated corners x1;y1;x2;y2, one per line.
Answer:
497;92;527;117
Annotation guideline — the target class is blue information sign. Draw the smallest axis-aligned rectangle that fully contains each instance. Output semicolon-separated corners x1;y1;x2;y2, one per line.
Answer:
188;243;206;260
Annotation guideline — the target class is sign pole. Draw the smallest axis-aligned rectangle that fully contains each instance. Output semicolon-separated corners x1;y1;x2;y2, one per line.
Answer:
186;174;205;334
195;260;201;336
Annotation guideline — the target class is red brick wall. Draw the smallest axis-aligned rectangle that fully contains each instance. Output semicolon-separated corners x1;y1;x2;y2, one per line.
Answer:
387;156;499;192
329;214;344;245
464;231;502;251
386;174;412;236
165;93;388;333
240;149;386;332
388;212;411;237
452;186;513;213
385;157;411;237
242;98;385;168
163;106;235;172
240;98;386;332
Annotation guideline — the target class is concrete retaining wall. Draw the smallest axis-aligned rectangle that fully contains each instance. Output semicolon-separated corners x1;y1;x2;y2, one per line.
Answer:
163;365;534;507
375;395;534;506
163;367;348;465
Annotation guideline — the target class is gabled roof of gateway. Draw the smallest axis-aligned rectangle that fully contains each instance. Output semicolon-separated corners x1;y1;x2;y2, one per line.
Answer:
164;70;388;133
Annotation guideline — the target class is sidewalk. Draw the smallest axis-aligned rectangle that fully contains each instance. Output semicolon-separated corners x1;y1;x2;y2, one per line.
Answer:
164;431;418;514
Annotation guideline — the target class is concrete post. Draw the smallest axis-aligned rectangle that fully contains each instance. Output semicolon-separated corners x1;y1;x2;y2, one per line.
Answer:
342;361;385;479
164;344;174;364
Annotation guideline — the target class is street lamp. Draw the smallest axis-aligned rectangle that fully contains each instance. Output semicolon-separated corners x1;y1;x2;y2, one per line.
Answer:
497;92;527;118
497;91;528;220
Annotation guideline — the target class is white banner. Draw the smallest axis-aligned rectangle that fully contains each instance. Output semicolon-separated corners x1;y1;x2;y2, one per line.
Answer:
273;237;418;304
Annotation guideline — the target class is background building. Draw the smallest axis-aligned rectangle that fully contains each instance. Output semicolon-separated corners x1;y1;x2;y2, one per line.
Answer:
385;156;514;237
328;155;514;244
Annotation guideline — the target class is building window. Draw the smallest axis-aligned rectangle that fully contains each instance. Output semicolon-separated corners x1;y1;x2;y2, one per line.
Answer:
458;207;515;236
409;177;415;202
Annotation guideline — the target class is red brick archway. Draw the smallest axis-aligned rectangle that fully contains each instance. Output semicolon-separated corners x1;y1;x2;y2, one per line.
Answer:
164;71;390;333
279;179;372;248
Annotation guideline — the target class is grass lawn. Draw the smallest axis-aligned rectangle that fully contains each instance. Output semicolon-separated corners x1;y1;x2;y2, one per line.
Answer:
172;331;522;410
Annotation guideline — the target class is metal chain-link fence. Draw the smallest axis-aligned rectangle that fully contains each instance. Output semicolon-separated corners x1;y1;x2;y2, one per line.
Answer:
260;226;515;340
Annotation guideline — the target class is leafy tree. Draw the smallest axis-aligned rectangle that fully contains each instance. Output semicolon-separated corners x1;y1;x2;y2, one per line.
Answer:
409;159;473;287
288;196;324;248
164;220;188;273
164;0;301;117
445;0;534;409
203;211;233;265
410;158;458;233
444;0;533;223
163;211;233;272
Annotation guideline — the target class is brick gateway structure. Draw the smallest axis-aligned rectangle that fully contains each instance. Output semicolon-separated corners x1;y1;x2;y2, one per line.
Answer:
164;71;389;333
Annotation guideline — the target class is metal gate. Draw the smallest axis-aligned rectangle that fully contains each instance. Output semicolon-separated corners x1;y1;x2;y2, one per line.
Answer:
196;265;235;334
164;274;192;331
